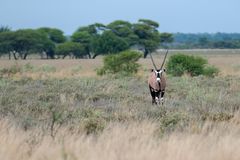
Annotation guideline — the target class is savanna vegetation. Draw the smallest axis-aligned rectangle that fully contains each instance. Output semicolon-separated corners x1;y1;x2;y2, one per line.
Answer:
1;17;240;160
167;54;219;77
1;22;240;61
0;49;240;159
0;19;173;60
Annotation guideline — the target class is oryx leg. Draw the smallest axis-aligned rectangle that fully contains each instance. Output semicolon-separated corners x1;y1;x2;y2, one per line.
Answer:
149;86;156;104
149;86;157;105
160;90;165;104
155;91;161;105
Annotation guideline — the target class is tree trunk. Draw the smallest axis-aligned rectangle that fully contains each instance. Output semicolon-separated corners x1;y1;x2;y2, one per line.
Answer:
92;54;98;59
87;52;92;59
23;53;28;59
47;51;55;59
143;49;149;58
8;52;11;60
13;52;18;60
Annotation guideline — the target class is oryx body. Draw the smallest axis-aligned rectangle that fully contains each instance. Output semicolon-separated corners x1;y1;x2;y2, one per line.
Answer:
148;69;166;104
148;50;168;105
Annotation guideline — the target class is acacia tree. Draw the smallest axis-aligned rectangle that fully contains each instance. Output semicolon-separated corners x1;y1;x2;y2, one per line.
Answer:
90;30;129;58
72;23;106;58
37;27;66;43
37;27;66;58
160;32;174;43
0;31;14;59
71;31;92;58
0;26;11;33
0;26;12;58
15;29;55;59
0;29;54;59
71;20;172;59
107;20;138;46
159;32;174;48
56;42;86;59
133;19;161;58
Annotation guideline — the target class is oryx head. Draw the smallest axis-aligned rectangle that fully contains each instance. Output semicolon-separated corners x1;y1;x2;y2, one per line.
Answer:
149;50;168;82
151;69;164;82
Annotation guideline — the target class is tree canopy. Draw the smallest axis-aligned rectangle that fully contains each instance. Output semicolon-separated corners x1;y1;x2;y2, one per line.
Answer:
0;29;54;59
91;31;129;58
56;42;86;59
0;26;11;33
37;27;66;43
133;19;161;58
0;19;174;59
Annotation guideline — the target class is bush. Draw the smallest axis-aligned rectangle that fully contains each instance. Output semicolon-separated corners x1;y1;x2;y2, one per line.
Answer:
0;64;22;76
97;50;142;76
84;118;105;135
203;65;219;77
166;54;218;77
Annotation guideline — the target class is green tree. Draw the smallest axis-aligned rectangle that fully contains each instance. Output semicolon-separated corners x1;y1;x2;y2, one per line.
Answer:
72;23;106;58
160;32;174;43
37;27;66;43
71;31;92;58
0;31;14;59
133;19;161;58
16;29;55;59
0;25;11;33
91;31;129;58
56;42;86;59
76;23;106;35
0;29;54;59
37;27;66;58
107;20;138;45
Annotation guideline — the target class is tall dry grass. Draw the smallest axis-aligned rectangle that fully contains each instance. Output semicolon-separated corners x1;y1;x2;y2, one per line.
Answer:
1;117;240;160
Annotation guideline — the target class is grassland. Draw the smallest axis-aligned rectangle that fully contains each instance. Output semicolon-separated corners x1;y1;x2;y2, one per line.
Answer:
0;49;240;160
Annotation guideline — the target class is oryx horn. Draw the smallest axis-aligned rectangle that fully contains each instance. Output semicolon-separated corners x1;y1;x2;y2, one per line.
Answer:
149;52;158;71
160;50;169;70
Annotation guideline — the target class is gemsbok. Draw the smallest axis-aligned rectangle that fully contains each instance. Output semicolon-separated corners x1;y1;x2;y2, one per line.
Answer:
148;50;168;105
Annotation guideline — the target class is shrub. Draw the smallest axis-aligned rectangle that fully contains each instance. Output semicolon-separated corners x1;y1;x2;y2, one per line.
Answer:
97;50;142;76
84;118;105;135
0;64;22;76
203;65;219;77
166;54;218;77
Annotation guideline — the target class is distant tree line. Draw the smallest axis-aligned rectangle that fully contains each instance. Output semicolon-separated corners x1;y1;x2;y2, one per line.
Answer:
0;19;173;59
166;33;240;49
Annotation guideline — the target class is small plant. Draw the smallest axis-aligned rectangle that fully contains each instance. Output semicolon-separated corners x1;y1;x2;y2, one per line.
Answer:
71;65;82;74
0;64;22;76
84;118;105;135
22;63;35;72
39;64;56;73
203;65;219;77
97;50;142;76
166;54;218;77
